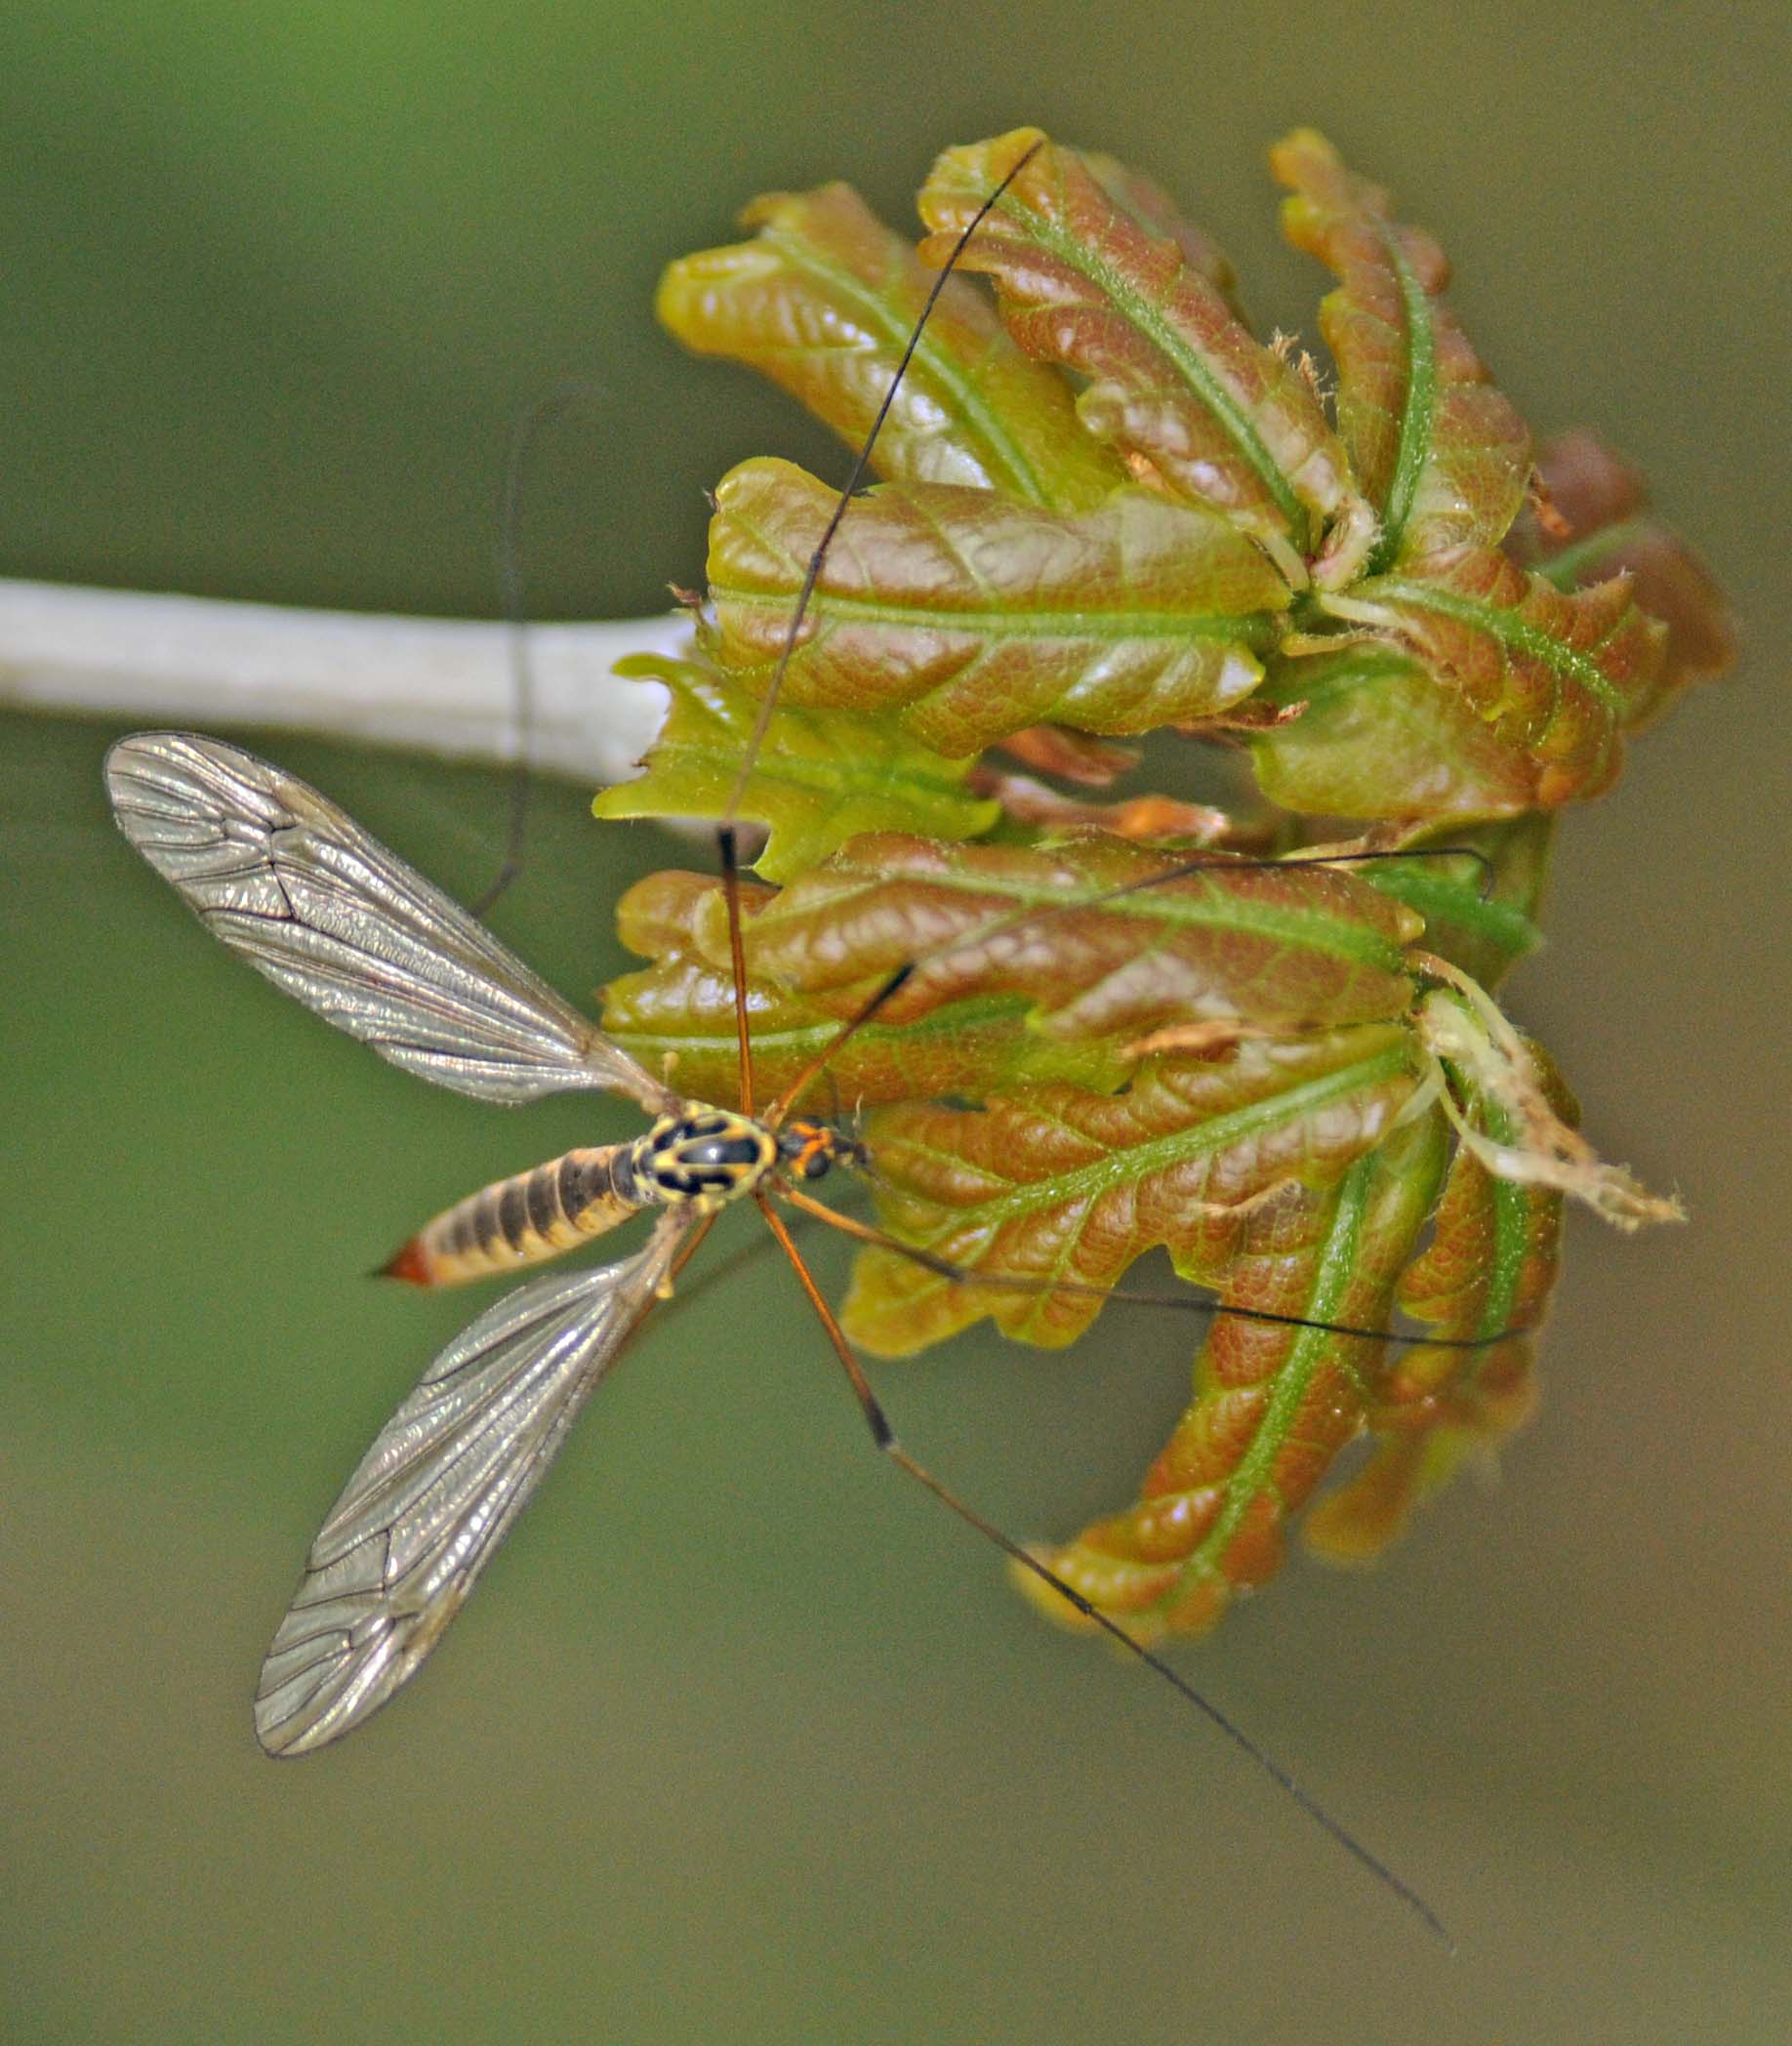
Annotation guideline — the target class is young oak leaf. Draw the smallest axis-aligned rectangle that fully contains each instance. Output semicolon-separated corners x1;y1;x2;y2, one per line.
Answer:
1249;641;1547;823
1507;428;1737;720
840;1024;1423;1356
656;183;1124;510
1254;429;1728;826
916;127;1377;588
719;833;1423;1046
1324;543;1668;808
704;459;1288;756
1076;147;1242;309
600;868;1122;1107
601;832;1423;1111
1015;1112;1450;1638
591;651;998;882
1304;1061;1568;1563
1271;129;1531;568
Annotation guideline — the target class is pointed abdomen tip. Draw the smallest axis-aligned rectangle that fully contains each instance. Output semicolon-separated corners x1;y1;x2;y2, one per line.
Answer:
374;1238;433;1286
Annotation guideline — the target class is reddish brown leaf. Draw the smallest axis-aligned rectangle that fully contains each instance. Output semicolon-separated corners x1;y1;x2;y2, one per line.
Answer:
1507;428;1738;715
602;832;1424;1114
1272;129;1530;563
729;833;1423;1045
602;869;1117;1108
1013;1113;1449;1635
842;1026;1425;1357
1333;543;1668;806
657;182;1124;508
706;458;1288;754
1077;147;1241;306
1305;1044;1569;1560
916;129;1374;584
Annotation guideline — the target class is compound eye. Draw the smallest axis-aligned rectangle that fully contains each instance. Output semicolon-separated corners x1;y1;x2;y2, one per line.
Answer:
801;1149;831;1181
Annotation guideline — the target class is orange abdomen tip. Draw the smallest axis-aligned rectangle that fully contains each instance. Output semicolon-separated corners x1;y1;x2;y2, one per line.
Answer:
374;1237;435;1287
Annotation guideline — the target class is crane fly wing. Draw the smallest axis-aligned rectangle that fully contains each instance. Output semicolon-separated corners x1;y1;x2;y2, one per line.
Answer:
255;1210;690;1755
104;731;673;1111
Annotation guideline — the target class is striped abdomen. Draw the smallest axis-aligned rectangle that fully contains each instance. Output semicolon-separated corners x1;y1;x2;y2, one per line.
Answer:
381;1144;646;1288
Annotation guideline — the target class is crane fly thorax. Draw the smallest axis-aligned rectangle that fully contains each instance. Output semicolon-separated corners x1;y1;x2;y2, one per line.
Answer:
632;1107;869;1208
632;1104;779;1209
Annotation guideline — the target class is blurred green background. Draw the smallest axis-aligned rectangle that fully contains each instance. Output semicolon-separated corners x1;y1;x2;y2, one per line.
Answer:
3;3;1788;2041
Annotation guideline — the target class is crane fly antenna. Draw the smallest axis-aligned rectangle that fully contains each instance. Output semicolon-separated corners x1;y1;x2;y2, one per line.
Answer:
720;138;1043;831
773;1184;1531;1352
765;962;914;1128
752;1192;1452;1947
473;381;604;917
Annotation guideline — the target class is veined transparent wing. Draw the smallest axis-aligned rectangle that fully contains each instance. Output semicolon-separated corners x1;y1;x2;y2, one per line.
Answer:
104;730;672;1111
255;1210;690;1755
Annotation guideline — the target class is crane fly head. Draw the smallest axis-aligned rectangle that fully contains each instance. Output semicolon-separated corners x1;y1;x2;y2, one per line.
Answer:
776;1116;871;1183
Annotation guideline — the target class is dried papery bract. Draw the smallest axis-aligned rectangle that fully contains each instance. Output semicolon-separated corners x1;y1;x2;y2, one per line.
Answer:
632;122;1732;1644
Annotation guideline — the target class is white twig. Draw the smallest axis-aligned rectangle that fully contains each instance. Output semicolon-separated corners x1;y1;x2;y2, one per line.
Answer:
0;578;680;786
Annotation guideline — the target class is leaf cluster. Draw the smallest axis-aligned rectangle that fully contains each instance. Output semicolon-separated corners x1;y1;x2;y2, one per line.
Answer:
597;128;1733;1636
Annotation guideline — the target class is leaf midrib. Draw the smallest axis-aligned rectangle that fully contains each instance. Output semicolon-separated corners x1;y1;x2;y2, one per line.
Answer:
796;860;1416;974
720;585;1284;647
1172;1150;1379;1593
1370;574;1626;714
901;1039;1413;1228
1369;236;1435;572
993;185;1313;548
767;226;1074;510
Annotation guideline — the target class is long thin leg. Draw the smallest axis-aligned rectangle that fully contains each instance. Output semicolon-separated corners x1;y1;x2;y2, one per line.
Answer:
720;138;1044;831
774;1182;1529;1354
752;1193;1453;1947
716;824;756;1118
666;1208;719;1293
471;381;603;917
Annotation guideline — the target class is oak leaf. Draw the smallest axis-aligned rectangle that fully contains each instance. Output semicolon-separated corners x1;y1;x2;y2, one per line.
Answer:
657;182;1122;509
592;652;998;881
1272;128;1531;565
705;458;1287;756
916;128;1375;585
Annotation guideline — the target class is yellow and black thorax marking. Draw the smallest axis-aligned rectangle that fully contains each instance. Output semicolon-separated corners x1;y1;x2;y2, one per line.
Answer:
631;1104;778;1208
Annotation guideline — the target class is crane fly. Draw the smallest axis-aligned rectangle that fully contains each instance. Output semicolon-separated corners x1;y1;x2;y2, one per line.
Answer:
99;143;1476;1939
105;727;1480;1944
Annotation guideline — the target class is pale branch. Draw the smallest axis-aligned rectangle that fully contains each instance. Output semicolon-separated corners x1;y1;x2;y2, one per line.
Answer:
0;578;679;785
